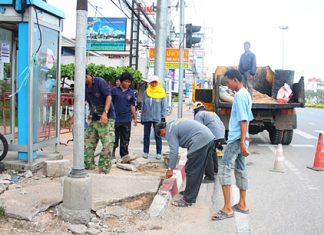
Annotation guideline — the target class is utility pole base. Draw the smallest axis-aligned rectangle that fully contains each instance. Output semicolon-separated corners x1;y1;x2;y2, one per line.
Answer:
59;175;92;224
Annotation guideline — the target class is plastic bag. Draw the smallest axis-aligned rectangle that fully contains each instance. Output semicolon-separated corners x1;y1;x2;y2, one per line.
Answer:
276;83;293;103
219;86;234;103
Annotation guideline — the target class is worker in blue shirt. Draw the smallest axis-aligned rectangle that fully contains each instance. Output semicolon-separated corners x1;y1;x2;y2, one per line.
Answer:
111;72;137;161
239;41;256;96
213;69;253;221
84;70;116;174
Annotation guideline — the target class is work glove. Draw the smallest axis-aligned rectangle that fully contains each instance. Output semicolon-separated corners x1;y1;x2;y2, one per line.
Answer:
166;169;173;179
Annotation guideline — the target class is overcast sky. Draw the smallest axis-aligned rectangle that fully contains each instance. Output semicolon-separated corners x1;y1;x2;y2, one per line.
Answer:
47;0;324;81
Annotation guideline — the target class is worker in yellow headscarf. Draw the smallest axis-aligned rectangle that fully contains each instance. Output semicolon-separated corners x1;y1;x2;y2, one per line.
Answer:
141;75;166;160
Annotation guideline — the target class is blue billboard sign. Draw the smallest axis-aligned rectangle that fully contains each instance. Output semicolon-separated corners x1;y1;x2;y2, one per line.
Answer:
87;17;127;51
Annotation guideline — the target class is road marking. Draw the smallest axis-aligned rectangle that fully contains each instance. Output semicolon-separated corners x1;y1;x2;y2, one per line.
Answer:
258;143;313;148
232;185;251;235
314;130;324;134
257;144;276;147
290;144;314;148
294;129;317;139
267;146;318;191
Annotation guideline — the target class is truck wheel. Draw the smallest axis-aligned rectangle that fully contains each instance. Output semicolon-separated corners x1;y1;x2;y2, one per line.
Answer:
281;130;293;145
269;128;283;145
0;133;9;162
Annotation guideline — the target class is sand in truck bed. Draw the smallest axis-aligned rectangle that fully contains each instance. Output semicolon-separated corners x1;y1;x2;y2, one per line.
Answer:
252;89;278;104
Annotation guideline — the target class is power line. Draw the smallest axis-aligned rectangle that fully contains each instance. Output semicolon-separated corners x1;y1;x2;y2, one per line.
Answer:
88;0;155;40
120;0;155;39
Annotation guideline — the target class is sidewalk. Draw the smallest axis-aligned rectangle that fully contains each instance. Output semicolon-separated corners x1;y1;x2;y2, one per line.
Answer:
0;103;194;224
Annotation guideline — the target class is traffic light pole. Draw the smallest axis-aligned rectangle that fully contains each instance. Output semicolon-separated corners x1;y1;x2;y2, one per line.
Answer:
178;0;184;118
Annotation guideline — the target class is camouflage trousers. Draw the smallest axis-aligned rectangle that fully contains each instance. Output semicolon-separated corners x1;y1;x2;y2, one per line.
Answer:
84;119;115;173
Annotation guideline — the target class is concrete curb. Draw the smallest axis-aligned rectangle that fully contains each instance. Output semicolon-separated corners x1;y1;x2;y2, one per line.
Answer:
148;158;186;217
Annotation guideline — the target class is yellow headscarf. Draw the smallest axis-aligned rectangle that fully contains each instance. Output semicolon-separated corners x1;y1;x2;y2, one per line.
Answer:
146;82;166;99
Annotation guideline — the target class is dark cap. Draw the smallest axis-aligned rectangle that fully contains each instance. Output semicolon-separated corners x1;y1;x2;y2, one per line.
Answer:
155;122;167;136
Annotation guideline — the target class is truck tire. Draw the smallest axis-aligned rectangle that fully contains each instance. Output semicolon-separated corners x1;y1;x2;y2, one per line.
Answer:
0;133;9;162
281;130;293;145
269;128;283;145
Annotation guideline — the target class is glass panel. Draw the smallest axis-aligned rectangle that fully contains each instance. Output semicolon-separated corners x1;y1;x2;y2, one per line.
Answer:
32;24;59;143
0;28;13;136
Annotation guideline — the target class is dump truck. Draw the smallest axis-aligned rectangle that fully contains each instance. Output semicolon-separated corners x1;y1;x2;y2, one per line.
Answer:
192;66;305;145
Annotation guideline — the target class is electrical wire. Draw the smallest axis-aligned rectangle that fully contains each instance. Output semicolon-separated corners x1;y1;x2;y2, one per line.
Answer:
34;7;42;54
120;0;155;39
89;0;155;40
88;1;126;30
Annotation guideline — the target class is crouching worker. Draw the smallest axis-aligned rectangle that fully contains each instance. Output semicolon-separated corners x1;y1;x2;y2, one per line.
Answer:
193;102;225;183
155;119;215;207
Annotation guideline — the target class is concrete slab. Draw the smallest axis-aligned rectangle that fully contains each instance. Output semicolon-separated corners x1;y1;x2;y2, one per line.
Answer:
44;159;71;177
2;152;63;172
0;174;162;220
0;178;63;221
90;174;161;211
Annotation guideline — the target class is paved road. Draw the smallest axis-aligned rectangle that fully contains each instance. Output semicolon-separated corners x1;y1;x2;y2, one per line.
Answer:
157;107;324;235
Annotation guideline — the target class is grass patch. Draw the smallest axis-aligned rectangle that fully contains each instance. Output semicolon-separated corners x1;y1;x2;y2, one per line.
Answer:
305;103;324;108
0;206;5;219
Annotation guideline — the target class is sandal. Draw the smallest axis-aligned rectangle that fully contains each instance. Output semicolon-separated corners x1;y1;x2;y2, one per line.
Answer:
232;204;250;214
172;197;192;207
211;210;234;221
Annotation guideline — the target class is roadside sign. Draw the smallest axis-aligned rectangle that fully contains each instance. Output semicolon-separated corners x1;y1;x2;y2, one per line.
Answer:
148;61;189;69
149;48;189;62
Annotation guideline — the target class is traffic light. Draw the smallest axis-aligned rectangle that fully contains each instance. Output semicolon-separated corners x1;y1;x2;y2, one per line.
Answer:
185;24;201;48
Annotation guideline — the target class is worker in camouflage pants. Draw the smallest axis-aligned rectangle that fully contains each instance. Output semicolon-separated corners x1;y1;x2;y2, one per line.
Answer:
84;120;115;172
85;70;116;174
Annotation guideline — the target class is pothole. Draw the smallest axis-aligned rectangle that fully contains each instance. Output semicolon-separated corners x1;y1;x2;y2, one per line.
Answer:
136;163;166;176
119;192;155;210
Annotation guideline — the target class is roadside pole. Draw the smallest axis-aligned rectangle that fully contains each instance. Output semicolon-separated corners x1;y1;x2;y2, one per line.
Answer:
154;0;168;87
60;0;92;224
178;0;184;118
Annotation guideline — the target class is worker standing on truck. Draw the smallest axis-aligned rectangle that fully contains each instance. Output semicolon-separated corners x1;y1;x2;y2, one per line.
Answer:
192;102;225;183
239;41;256;96
212;69;253;221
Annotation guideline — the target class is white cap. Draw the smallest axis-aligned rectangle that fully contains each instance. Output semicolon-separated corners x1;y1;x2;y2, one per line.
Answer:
148;75;159;83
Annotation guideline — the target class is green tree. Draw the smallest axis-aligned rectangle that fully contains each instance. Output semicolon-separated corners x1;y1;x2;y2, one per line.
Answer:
61;64;75;79
60;63;143;84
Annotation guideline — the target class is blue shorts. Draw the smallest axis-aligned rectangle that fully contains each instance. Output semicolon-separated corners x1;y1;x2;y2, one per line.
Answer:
219;140;248;190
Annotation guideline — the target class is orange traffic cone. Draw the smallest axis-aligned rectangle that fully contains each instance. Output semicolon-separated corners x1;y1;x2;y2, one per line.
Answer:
307;133;324;171
270;144;285;173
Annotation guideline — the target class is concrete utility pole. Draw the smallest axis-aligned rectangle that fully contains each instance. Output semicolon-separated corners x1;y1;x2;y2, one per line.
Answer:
154;0;168;87
177;0;184;118
279;25;288;69
60;0;92;224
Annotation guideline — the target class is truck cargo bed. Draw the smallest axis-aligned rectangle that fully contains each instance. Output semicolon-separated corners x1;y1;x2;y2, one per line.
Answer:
216;101;304;109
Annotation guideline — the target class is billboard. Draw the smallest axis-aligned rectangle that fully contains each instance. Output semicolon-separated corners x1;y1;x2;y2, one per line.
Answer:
87;17;127;51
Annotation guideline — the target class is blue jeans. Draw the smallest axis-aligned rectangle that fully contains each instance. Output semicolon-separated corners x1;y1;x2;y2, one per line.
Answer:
143;122;162;154
219;140;248;190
